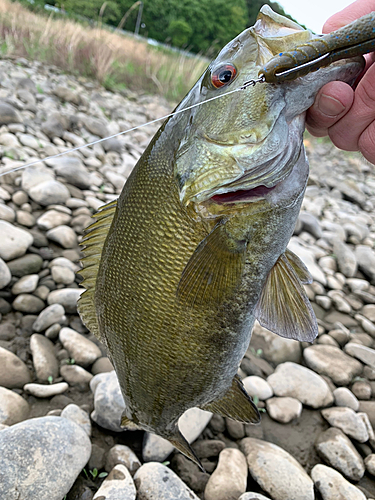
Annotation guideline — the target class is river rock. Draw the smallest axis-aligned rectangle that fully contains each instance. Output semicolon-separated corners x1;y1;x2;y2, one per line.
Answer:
29;180;70;206
333;239;357;278
30;333;59;381
204;448;247;500
7;254;43;277
250;322;302;365
333;387;359;411
46;225;77;248
47;288;83;313
12;293;45;313
11;273;39;294
321;406;369;442
105;444;141;476
61;404;91;436
90;371;125;432
365;454;375;476
59;327;101;367
93;464;136;500
134;462;200;500
303;345;363;385
0;101;22;124
60;364;93;385
23;382;69;398
0;386;29;425
239;495;271;500
0;258;11;289
355;245;375;284
344;343;375;369
37;209;72;230
0;346;31;388
0;221;33;261
315;427;365;481
50;156;91;189
311;464;366;500
267;362;333;408
240;438;314;500
288;238;326;285
0;416;91;500
32;303;65;332
242;376;273;400
0;203;15;222
266;396;302;423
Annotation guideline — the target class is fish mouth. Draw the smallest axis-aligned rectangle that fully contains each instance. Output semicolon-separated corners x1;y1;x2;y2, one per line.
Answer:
210;183;277;204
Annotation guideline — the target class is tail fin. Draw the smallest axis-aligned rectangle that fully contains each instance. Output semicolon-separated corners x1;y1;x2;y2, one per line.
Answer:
168;428;204;472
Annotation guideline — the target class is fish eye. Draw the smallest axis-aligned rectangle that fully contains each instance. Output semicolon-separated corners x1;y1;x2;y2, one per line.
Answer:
211;64;237;88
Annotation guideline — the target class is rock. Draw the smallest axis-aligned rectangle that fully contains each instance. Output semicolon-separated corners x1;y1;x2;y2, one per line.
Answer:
61;404;91;436
29;180;70;206
288;238;326;285
85;116;109;138
298;212;322;239
49;156;91;189
345;343;375;369
250;322;302;365
0;346;31;388
12;293;45;313
0;416;91;500
240;438;314;500
365;454;375;476
355;245;375;284
93;464;136;500
242;376;273;400
311;464;366;500
46;225;77;248
321;407;369;442
333;239;357;278
352;380;372;400
238;495;271;500
7;254;43;277
105;444;141;476
315;427;365;481
23;382;69;398
143;408;212;462
134;462;200;500
16;209;36;227
32;304;65;332
47;288;83;314
204;448;247;500
333;387;359;411
0;221;33;261
30;333;59;381
21;163;54;191
19;133;40;150
51;265;75;284
91;356;114;374
0;101;22;124
54;86;82;105
359;401;375;428
266;397;302;423
37;209;72;230
303;345;363;385
60;364;93;385
0;258;11;289
11;273;39;294
0;386;29;424
59;327;101;367
0;322;16;341
362;304;375;322
267;362;333;408
226;418;245;439
90;371;125;432
0;203;15;222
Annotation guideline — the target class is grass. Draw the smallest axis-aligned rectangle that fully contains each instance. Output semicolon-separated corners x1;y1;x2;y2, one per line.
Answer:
0;0;208;101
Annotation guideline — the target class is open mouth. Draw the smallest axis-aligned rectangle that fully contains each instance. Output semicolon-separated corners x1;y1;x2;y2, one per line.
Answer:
211;184;277;204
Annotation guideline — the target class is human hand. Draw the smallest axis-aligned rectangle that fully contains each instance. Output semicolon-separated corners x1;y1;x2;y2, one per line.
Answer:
306;0;375;164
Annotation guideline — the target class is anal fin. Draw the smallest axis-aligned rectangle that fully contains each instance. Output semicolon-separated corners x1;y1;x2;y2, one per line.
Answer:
168;428;204;472
201;375;260;424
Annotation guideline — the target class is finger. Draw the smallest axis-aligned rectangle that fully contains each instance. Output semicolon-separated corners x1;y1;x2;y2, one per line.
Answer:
326;62;375;151
358;119;375;164
323;0;375;33
305;82;354;137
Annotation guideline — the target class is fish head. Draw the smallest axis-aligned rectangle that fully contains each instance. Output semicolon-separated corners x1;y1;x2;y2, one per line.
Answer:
173;5;364;212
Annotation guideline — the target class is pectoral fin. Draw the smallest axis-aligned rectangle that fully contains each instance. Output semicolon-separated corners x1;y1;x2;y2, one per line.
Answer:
201;375;260;423
177;220;247;307
255;252;318;342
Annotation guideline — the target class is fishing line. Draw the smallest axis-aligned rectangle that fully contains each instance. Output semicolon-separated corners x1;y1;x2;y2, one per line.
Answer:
0;81;259;179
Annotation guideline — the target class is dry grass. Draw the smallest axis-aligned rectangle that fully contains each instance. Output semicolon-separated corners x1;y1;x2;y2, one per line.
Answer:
0;0;208;100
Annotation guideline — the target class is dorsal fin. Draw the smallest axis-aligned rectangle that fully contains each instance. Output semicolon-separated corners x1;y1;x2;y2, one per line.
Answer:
77;199;117;341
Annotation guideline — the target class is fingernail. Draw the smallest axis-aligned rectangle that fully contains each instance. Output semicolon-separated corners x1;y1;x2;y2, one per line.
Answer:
318;94;346;117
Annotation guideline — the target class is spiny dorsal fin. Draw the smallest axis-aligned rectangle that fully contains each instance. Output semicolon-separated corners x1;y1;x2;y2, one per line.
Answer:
177;220;247;307
77;199;117;342
202;375;260;424
255;252;318;342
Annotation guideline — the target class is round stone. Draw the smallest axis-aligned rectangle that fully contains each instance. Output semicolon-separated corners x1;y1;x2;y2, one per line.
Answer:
204;448;247;500
266;397;302;424
0;258;11;289
0;386;29;425
0;346;31;388
333;387;359;411
311;464;366;500
23;382;69;398
11;274;39;295
59;327;101;367
0;221;33;261
243;376;273;401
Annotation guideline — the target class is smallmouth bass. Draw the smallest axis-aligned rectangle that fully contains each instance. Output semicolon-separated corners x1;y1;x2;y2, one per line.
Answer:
78;6;364;469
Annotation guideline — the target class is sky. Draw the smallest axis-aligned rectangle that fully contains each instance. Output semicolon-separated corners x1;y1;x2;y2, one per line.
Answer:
279;0;355;33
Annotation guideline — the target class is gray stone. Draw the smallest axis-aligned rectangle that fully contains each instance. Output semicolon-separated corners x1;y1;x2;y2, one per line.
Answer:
344;343;375;369
134;462;199;500
355;245;375;284
311;464;366;500
59;327;101;367
54;86;82;105
0;346;31;388
0;258;11;289
85;116;109;138
90;371;125;432
32;304;65;332
105;444;141;476
240;438;314;500
333;387;359;411
0;221;33;261
23;382;69;398
50;156;91;189
11;274;39;294
238;495;271;500
60;364;93;385
16;210;35;227
37;210;72;230
266;397;302;424
359;401;375;428
0;322;16;341
30;333;59;381
242;376;273;401
47;288;83;313
0;101;22;124
303;345;363;385
365;454;375;476
91;357;114;374
29;180;70;206
298;212;322;239
19;133;40;150
7;254;43;277
321;407;369;442
352;380;372;400
21;163;54;191
362;304;375;322
0;386;29;425
0;203;15;222
267;362;333;408
333;239;357;278
315;428;365;481
0;416;91;500
46;225;77;248
12;293;45;313
93;464;136;500
61;404;91;436
51;265;75;284
204;448;247;500
250;322;302;365
288;238;326;285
